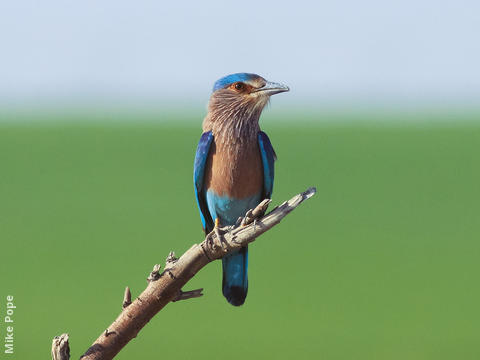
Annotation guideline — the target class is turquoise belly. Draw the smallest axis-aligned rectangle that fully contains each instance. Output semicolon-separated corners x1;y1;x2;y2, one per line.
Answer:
206;190;261;226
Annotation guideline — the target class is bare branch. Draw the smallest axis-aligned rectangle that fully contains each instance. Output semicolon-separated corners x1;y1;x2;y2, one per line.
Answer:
76;187;316;360
52;334;70;360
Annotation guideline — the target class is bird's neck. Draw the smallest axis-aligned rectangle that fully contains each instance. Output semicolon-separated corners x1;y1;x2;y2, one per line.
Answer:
202;109;261;148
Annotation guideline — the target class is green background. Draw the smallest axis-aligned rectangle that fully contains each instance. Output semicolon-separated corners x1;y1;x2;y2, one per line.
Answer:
1;115;479;359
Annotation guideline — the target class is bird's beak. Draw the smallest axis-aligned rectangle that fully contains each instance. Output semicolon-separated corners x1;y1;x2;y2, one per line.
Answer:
253;81;290;96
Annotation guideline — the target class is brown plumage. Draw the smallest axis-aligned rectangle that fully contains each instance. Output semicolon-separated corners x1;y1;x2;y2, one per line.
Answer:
204;137;263;199
202;75;269;199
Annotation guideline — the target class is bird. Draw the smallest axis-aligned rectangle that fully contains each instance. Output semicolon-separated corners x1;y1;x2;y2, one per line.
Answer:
193;73;289;306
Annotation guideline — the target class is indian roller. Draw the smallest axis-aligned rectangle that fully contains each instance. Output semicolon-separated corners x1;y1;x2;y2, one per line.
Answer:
193;73;289;306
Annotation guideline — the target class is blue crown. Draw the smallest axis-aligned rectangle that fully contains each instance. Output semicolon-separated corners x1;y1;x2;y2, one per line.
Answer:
213;73;259;92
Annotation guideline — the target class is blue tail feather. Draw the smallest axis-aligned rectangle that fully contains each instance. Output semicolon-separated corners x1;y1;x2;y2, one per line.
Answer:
222;246;248;306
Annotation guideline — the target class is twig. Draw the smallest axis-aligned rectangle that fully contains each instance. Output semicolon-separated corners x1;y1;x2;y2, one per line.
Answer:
165;251;178;267
52;333;70;360
147;264;161;281
241;198;271;226
173;288;204;302
122;287;131;309
57;187;316;360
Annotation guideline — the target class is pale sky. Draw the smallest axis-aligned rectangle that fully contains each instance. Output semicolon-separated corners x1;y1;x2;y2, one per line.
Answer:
1;0;479;108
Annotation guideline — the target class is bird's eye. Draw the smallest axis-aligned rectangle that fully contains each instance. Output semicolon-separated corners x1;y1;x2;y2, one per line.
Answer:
234;82;244;91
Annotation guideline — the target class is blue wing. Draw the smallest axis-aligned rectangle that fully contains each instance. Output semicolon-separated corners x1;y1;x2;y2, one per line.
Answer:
193;131;214;233
258;131;276;199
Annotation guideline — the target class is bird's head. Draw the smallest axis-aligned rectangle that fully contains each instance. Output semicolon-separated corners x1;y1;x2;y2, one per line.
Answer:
204;73;289;135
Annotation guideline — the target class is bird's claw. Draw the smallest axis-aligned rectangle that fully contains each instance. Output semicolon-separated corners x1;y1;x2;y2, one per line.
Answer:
205;219;229;253
214;218;230;253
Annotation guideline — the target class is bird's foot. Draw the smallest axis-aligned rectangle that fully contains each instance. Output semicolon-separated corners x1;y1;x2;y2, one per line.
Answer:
214;218;230;253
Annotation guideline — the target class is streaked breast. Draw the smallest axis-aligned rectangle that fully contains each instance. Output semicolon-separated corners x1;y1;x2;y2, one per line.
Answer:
204;139;263;199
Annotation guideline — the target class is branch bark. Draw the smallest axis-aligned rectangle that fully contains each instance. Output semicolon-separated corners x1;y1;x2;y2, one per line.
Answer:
55;187;316;360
